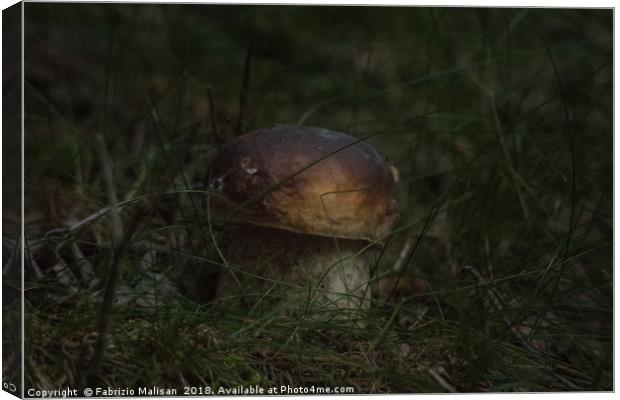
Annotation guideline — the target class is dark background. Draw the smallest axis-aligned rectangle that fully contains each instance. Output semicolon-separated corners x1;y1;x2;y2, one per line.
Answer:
9;4;613;393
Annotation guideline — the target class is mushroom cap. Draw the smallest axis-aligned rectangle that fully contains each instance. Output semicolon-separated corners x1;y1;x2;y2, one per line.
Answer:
211;125;400;242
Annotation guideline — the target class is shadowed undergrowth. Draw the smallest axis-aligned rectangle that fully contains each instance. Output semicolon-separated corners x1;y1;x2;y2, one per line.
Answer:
4;4;612;393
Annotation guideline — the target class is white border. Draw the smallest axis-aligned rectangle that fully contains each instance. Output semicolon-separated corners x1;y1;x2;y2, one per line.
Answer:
10;0;620;7
0;2;615;400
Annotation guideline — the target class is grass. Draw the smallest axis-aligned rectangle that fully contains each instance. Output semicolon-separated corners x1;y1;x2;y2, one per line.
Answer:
3;4;612;394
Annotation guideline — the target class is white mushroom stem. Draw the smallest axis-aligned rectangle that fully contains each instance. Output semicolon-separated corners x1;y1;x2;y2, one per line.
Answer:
215;224;377;319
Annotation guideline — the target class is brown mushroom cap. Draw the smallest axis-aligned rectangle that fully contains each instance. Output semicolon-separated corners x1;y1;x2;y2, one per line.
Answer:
211;125;399;242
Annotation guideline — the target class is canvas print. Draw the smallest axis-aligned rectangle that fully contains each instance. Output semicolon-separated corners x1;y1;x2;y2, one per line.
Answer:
2;3;613;396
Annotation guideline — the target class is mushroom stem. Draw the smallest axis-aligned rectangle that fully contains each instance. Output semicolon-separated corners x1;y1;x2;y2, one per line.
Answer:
215;225;376;320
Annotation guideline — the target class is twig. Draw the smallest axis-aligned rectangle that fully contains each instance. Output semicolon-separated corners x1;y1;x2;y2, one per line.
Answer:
392;234;415;273
207;85;222;145
71;242;99;289
236;44;253;135
41;189;217;242
428;367;457;393
86;134;142;386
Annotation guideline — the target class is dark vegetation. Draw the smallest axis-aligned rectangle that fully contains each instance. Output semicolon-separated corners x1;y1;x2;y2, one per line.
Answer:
4;4;612;393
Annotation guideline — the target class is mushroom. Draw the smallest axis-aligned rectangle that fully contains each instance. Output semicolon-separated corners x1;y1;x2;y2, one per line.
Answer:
210;125;399;320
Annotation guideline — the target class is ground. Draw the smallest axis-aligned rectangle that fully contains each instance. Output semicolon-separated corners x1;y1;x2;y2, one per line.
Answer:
3;4;612;394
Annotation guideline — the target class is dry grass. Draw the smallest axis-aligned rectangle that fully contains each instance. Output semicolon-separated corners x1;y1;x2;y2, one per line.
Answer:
3;4;612;394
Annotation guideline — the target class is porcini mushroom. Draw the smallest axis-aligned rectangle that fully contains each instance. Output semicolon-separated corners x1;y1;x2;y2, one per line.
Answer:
210;126;399;320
